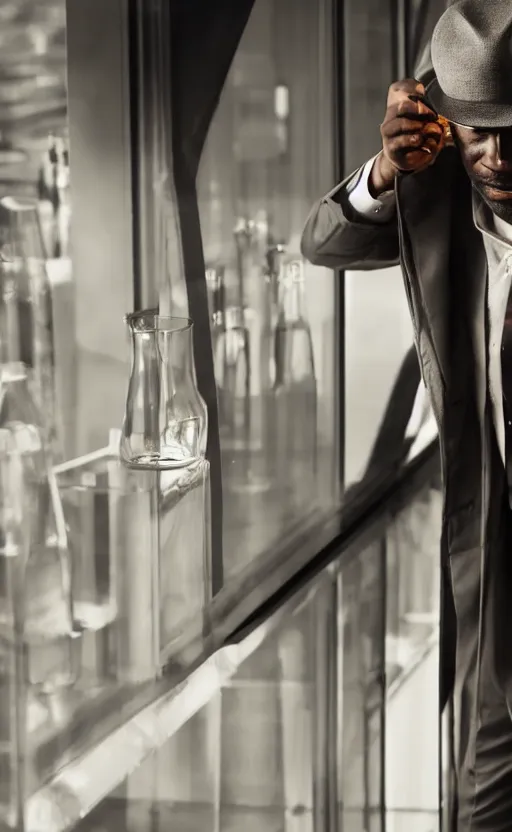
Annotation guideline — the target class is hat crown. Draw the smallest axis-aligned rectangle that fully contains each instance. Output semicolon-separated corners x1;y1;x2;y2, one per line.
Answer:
432;0;512;104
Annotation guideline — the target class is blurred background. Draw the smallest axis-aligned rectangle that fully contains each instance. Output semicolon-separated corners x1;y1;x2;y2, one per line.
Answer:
0;2;451;832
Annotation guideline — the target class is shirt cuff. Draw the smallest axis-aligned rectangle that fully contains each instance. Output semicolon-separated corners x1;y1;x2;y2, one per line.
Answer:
346;155;396;222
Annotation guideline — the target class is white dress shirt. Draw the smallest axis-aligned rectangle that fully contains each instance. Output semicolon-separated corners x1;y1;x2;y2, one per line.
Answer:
346;156;512;466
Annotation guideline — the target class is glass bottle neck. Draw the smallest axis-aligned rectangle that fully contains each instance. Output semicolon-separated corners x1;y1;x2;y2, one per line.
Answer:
206;265;226;327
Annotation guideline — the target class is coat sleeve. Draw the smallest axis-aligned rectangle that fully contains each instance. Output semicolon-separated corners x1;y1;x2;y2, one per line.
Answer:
300;170;400;272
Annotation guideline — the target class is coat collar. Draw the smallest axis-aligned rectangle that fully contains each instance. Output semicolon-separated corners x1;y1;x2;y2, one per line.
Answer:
473;193;512;249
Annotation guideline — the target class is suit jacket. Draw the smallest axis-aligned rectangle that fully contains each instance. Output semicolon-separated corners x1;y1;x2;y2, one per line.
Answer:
301;147;512;709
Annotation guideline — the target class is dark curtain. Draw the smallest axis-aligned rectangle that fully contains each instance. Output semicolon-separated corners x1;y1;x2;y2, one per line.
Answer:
411;0;450;83
169;0;256;592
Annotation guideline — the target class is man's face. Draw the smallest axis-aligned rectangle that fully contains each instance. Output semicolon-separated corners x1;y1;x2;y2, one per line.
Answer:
452;124;512;223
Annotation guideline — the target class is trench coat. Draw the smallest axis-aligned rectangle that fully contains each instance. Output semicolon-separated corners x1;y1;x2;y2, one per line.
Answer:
301;146;512;717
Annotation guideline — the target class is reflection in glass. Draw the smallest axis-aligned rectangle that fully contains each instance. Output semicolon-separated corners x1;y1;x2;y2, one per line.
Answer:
273;256;317;500
220;214;274;495
336;481;442;831
0;196;59;456
56;449;160;685
384;486;441;827
0;10;70;819
120;313;208;471
0;363;77;694
198;0;338;577
78;576;335;832
338;545;385;832
158;460;211;667
37;134;70;260
13;472;441;831
59;478;118;634
0;432;211;830
385;486;441;676
0;3;216;815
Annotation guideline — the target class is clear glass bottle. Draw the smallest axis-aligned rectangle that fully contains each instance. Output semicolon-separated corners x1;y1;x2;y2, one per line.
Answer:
221;216;274;494
221;304;251;443
273;258;318;496
37;134;71;260
120;312;208;470
265;241;286;393
205;263;229;430
234;213;275;403
0;195;58;456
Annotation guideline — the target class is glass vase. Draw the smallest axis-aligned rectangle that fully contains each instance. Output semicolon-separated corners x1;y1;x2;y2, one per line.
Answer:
120;312;207;470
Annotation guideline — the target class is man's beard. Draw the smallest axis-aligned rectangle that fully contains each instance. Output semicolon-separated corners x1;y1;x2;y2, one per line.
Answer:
472;178;512;224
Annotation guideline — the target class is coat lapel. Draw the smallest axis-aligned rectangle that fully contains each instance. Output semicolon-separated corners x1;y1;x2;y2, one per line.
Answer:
396;148;486;395
450;176;487;421
396;151;454;388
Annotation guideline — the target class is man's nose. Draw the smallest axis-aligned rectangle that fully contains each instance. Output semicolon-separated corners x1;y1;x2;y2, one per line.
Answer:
489;131;512;167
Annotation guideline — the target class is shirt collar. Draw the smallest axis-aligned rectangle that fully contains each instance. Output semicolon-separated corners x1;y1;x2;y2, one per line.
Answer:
495;214;512;245
473;190;512;248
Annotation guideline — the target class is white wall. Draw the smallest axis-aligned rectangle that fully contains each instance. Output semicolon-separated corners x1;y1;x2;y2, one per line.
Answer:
344;266;414;484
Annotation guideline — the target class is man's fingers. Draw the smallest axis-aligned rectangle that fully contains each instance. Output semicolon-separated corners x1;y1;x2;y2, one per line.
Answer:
387;78;425;108
383;117;443;140
383;100;438;124
388;132;444;170
423;133;443;154
397;97;437;119
388;133;428;153
379;78;447;179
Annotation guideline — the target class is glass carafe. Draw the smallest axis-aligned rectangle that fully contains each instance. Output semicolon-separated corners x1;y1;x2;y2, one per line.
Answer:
120;312;207;470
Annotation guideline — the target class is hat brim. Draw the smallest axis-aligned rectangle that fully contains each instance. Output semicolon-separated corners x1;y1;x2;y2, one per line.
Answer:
426;77;512;129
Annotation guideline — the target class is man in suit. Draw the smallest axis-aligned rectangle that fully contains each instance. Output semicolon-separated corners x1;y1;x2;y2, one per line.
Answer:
301;2;512;829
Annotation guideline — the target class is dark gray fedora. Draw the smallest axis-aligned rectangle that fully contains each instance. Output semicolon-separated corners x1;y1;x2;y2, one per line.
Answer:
426;0;512;128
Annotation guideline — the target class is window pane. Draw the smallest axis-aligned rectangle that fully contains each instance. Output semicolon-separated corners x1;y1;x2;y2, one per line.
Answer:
0;3;70;825
0;0;135;462
197;0;340;583
0;6;195;825
336;479;442;832
384;482;442;831
77;572;336;832
0;1;69;452
337;542;386;832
